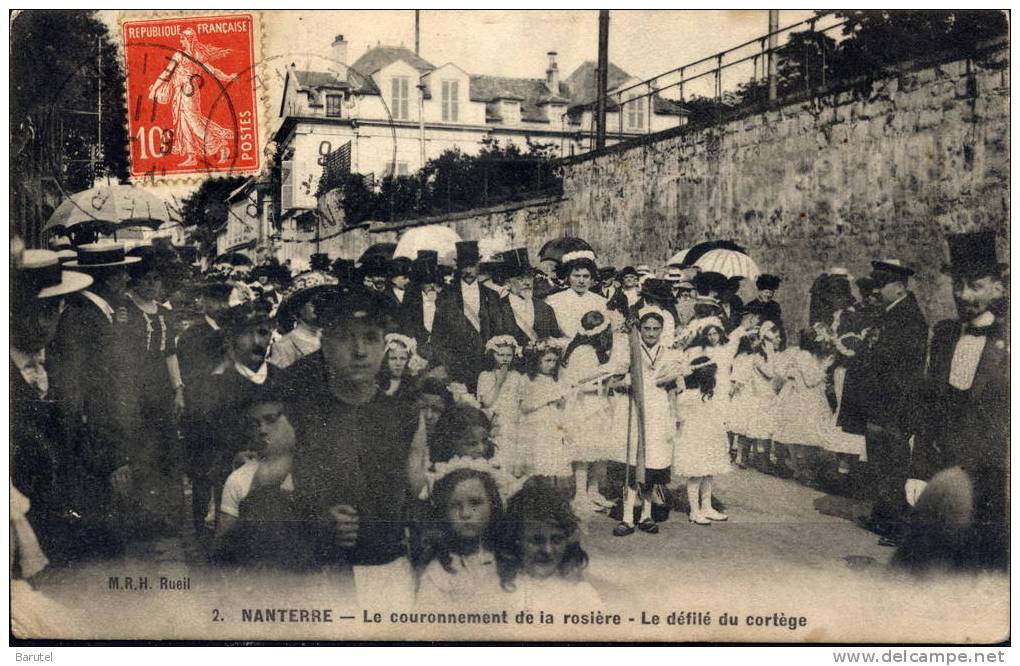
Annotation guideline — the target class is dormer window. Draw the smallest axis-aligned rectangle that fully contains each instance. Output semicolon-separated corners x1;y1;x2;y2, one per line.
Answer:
326;94;342;118
391;76;410;120
441;80;460;123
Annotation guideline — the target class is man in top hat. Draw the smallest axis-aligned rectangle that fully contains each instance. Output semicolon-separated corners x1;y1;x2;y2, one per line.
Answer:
896;231;1008;572
496;247;563;347
607;266;641;314
269;273;339;370
432;240;506;391
853;259;929;544
399;251;444;360
384;256;413;309
11;249;95;562
247;289;418;601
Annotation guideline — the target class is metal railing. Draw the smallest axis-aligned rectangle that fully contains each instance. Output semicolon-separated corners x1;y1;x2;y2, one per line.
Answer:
582;11;850;150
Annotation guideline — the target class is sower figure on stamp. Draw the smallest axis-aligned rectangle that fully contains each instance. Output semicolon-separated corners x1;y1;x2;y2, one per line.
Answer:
854;259;929;546
148;27;236;167
432;241;506;392
895;231;1009;572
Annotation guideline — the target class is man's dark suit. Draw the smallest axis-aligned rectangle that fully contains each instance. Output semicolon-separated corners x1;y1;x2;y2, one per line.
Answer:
896;316;1009;570
858;292;929;529
431;279;504;390
497;294;562;347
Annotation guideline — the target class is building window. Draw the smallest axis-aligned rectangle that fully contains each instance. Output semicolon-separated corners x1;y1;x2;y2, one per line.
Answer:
391;76;410;120
441;80;459;122
626;96;645;130
326;94;342;118
384;161;410;178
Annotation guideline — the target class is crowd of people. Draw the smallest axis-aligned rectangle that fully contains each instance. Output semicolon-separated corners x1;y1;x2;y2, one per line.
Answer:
9;228;1008;608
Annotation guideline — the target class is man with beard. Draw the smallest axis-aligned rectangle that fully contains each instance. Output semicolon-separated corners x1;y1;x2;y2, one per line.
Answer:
896;231;1008;572
250;289;418;603
432;241;505;391
855;260;929;546
496;248;563;348
184;300;277;537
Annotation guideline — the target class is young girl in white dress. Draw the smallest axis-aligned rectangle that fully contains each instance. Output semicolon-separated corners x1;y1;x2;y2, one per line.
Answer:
519;339;573;481
727;321;782;469
414;468;505;607
673;317;747;525
477;335;527;476
560;311;616;513
773;331;837;480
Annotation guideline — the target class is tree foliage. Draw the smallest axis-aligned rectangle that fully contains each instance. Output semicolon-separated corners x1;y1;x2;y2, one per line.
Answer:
11;10;130;191
316;137;562;226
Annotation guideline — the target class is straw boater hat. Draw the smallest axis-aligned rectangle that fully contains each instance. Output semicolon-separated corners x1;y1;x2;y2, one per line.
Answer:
65;242;142;270
869;259;915;287
15;249;93;300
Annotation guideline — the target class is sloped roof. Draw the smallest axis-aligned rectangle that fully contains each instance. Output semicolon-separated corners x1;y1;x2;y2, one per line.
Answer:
293;70;349;90
563;60;687;118
351;45;435;77
563;60;633;107
470;75;570;123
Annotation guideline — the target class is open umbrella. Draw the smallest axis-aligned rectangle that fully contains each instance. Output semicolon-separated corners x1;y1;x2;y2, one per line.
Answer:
672;239;748;268
358;242;397;266
538;237;593;264
693;248;760;280
393;225;460;265
44;183;174;234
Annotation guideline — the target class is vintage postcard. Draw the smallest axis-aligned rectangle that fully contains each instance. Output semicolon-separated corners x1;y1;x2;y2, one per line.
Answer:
9;8;1010;646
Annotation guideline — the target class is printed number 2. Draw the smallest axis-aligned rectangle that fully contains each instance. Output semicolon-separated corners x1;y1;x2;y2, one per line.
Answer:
135;126;175;160
212;609;223;622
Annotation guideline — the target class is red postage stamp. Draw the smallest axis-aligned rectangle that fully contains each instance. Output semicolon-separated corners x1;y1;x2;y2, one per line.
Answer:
122;13;260;179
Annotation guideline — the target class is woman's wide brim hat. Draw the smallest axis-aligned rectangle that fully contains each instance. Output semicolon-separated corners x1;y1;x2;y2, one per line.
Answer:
942;230;1007;277
65;241;142;269
640;278;675;302
15;249;93;300
756;273;781;291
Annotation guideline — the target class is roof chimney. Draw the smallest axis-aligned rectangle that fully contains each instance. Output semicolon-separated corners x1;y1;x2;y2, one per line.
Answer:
545;51;559;95
331;34;348;67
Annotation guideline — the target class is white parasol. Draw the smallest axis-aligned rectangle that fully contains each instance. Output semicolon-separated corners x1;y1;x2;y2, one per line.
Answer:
692;248;760;280
393;225;461;265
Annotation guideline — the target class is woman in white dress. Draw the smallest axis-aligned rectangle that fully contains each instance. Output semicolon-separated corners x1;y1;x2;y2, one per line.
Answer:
546;250;609;340
560;310;616;512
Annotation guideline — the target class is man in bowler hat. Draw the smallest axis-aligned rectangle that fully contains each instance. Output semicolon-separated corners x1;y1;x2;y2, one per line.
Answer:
896;231;1008;571
431;240;505;391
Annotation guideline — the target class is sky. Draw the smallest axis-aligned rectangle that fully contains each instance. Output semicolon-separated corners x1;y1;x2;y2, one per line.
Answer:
103;10;823;89
98;9;826;201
